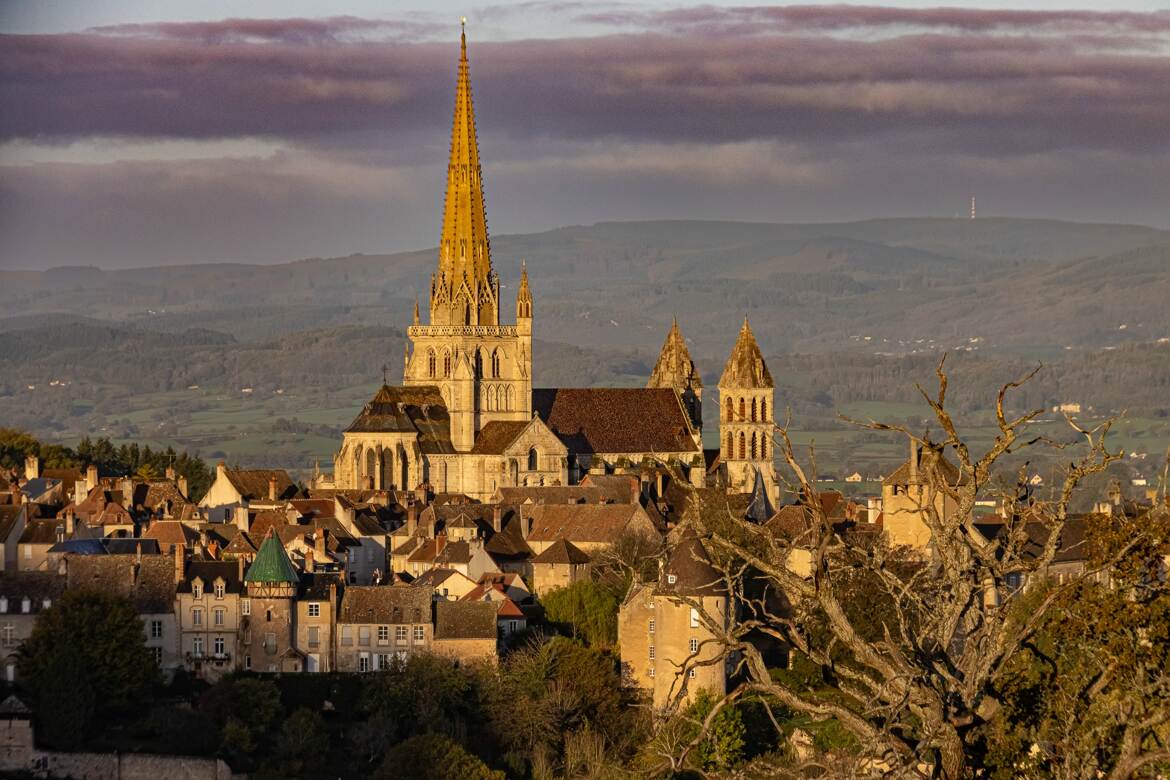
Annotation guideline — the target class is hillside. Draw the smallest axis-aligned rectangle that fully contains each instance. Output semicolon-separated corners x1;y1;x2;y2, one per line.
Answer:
3;218;1169;353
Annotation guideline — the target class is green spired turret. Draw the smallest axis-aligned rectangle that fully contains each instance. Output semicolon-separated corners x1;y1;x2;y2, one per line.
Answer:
245;530;299;585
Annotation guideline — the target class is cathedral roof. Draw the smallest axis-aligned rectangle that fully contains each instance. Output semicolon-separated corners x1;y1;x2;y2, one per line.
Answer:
345;384;455;454
718;318;773;389
647;317;702;390
533;388;700;455
469;421;531;454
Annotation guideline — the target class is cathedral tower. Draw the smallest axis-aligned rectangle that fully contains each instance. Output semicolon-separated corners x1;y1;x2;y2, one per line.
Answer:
402;26;533;452
647;317;702;435
718;318;776;499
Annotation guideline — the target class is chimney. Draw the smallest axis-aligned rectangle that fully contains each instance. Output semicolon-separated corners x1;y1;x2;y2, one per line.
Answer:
64;508;75;536
1108;481;1122;507
207;539;219;559
407;500;418;537
522;509;533;539
315;528;327;562
491;504;502;535
908;439;919;485
86;464;99;493
199;528;209;553
268;475;278;501
216;461;227;482
177;475;188;499
234;505;249;533
630;477;640;504
165;466;176;481
24;454;40;482
237;556;246;582
135;541;143;565
173;543;185;584
415;483;428;505
305;546;315;573
363;475;374;491
656;470;665;500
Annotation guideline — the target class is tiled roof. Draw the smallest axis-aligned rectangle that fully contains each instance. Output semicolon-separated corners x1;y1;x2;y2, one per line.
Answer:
718;318;773;388
250;509;289;539
470;421;531;454
19;519;64;546
531;538;591;565
411;568;472;590
103;538;161;556
339;585;432;624
494;486;622;505
245;532;299;584
975;514;1095;564
223;468;297;502
524;503;649;545
483;515;532;559
142;520;200;548
67;555;176;612
576;474;641;503
434;600;496;640
93;502;134;526
533;388;699;455
300;572;342;601
344;384;455;454
884;446;965;487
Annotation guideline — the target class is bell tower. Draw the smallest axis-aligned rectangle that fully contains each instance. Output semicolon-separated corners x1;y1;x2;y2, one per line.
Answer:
718;318;777;499
402;25;532;451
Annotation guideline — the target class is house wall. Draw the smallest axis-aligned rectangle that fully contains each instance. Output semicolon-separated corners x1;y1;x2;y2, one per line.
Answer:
531;561;587;597
177;589;240;681
246;591;298;673
335;621;432;672
881;482;957;549
197;472;245;523
431;637;497;665
0;510;27;572
294;597;335;672
618;588;728;709
142;612;181;672
16;543;53;573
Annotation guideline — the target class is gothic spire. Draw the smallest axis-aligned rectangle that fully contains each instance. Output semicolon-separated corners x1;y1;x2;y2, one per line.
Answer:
432;24;497;326
719;317;773;388
648;317;701;390
516;260;532;319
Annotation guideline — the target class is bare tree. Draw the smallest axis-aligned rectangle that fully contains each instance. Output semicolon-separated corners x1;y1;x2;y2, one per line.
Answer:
655;358;1169;777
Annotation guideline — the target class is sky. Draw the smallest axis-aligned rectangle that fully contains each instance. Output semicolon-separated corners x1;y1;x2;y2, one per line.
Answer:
2;1;1170;269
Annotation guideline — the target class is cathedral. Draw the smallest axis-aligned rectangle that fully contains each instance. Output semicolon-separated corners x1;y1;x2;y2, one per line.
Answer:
332;29;778;502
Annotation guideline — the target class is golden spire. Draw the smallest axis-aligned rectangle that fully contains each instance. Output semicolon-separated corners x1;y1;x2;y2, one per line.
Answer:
432;22;498;326
516;259;532;319
649;316;701;390
719;316;773;388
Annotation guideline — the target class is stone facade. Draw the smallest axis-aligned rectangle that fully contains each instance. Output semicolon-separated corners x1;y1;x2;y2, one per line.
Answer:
718;318;778;500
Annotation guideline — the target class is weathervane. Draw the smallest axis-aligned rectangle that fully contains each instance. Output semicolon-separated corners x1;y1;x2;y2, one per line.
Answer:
381;363;389;385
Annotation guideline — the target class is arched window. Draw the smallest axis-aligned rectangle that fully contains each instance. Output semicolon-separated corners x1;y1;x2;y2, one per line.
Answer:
365;449;377;481
509;459;519;485
751;398;757;422
738;397;746;420
443;350;452;377
750;432;757;459
427;349;436;378
724;397;732;421
761;398;767;422
528;448;539;471
354;446;363;478
505;386;514;411
475;350;483;379
464;304;472;326
738;432;746;460
761;437;768;460
491;349;501;378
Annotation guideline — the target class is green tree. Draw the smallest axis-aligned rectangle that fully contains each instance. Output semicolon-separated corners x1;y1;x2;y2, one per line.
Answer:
687;689;747;771
201;677;284;763
375;734;504;780
267;707;329;777
541;580;619;647
17;589;158;747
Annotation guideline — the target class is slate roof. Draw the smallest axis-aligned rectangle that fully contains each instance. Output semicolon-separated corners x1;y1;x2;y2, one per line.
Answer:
0;571;67;610
411;567;474;591
533;388;700;455
434;600;497;640
718;318;773;388
300;572;342;601
0;505;26;541
245;532;300;584
103;538;161;556
483;514;533;560
180;560;244;594
660;530;725;596
974;515;1095;565
531;538;591;565
884;446;965;487
524;503;650;545
223;468;298;502
344;384;455;454
494;486;620;505
66;555;176;612
339;585;432;624
745;468;775;523
470;421;531;454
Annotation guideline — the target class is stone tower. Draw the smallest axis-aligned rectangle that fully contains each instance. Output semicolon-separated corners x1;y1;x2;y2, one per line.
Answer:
402;26;533;451
647;317;703;434
718;318;776;498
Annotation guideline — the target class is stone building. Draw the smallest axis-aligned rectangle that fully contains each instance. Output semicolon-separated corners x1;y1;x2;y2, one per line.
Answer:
243;532;302;673
328;30;739;501
530;538;591;596
619;531;731;709
176;555;245;680
881;442;962;549
718;318;778;501
296;572;341;672
432;600;498;664
336;585;434;671
0;572;65;682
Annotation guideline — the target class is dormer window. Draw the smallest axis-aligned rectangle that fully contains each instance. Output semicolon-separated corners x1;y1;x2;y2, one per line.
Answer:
192;580;203;599
667;574;677;585
42;598;51;609
0;598;7;613
21;598;30;614
214;580;225;599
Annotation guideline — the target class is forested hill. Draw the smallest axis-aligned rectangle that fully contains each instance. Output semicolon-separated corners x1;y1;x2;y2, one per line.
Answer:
3;218;1169;355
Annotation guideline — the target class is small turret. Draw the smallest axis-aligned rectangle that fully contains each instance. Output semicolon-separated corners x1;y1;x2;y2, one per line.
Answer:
718;317;776;500
516;261;532;320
